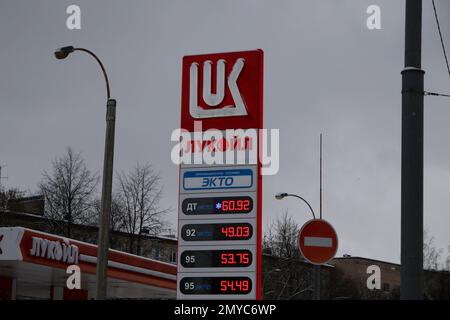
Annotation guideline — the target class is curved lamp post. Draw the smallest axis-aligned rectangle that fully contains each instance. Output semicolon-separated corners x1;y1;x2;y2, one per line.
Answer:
55;46;116;300
55;46;110;98
274;193;316;220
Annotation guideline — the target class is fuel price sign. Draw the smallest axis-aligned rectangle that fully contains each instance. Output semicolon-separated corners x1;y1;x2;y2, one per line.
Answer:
177;50;263;300
179;192;257;220
180;277;252;295
181;249;253;268
177;272;257;299
177;245;257;273
182;196;253;215
178;219;257;246
181;222;253;241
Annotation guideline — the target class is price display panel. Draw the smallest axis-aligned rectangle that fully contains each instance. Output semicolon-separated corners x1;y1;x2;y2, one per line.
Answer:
178;219;257;246
179;192;257;220
177;272;256;299
178;246;256;273
182;196;253;215
181;249;252;268
178;245;257;272
180;277;251;295
181;223;252;241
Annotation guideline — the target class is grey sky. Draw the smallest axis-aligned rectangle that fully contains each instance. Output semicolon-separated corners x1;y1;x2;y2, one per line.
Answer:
1;0;450;265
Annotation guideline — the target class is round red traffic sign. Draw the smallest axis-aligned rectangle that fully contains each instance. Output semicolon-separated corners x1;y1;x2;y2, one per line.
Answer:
298;219;338;265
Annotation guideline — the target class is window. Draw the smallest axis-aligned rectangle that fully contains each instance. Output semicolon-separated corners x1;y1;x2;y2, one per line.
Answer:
170;251;177;264
152;248;162;260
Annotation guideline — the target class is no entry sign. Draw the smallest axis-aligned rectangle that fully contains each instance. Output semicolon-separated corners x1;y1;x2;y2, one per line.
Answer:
298;219;338;265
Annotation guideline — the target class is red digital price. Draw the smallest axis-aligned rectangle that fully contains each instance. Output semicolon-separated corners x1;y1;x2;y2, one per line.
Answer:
220;226;251;239
219;280;250;293
220;252;251;265
221;199;251;212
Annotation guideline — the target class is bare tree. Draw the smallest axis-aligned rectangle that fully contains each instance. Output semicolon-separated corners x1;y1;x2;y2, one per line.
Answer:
328;268;361;300
423;229;443;270
263;211;300;259
92;193;126;249
116;163;170;255
262;258;314;300
446;246;450;271
263;212;315;299
0;188;27;226
0;187;26;210
38;147;99;238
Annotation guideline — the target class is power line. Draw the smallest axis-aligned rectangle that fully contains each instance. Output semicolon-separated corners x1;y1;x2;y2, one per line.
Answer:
424;90;450;98
401;1;450;100
402;89;450;98
432;0;450;81
402;2;450;100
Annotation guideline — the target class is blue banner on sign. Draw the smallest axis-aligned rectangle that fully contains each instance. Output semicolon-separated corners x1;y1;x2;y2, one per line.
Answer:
183;169;253;190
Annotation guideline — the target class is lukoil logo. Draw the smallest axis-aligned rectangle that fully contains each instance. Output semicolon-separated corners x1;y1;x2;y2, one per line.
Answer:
189;58;247;119
171;121;280;175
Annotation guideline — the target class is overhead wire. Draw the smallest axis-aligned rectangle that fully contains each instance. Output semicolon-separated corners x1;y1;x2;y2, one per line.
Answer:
432;0;450;81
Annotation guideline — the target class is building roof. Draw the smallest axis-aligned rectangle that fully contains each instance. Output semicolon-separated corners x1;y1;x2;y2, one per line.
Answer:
333;255;450;275
0;208;177;243
332;255;400;266
262;252;335;268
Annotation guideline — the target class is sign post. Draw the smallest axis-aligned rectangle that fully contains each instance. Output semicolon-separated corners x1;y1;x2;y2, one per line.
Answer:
298;218;338;300
177;50;264;299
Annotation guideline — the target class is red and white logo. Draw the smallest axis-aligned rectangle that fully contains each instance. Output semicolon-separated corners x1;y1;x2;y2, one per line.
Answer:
189;58;247;119
298;219;338;265
181;50;263;132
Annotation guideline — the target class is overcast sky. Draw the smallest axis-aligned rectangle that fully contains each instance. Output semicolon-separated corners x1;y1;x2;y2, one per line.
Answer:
1;0;450;265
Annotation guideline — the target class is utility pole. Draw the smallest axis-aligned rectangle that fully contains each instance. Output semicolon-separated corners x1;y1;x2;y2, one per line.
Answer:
0;165;7;193
401;0;424;299
313;134;323;301
96;98;116;299
0;165;8;210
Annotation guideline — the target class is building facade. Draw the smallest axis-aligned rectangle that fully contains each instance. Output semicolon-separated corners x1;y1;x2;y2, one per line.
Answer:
330;256;450;299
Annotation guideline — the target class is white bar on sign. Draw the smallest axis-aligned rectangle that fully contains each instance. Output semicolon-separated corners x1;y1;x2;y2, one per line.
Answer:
184;175;252;190
304;236;332;248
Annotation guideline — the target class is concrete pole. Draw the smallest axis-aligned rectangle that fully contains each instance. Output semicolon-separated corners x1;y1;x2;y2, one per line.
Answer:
401;0;424;300
96;98;116;300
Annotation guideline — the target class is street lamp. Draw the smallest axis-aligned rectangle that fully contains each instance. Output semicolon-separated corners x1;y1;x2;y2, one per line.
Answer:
54;46;116;300
275;192;320;300
274;193;316;219
54;46;111;98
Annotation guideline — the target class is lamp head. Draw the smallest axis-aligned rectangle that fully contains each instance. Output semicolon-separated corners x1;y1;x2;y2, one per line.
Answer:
275;193;288;200
54;46;75;60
